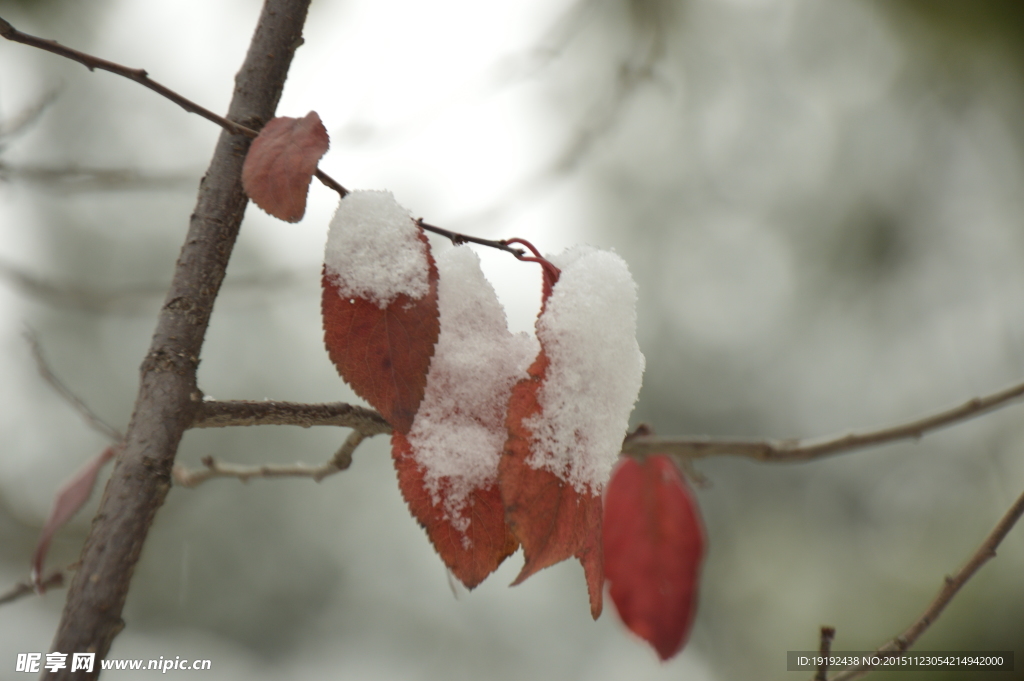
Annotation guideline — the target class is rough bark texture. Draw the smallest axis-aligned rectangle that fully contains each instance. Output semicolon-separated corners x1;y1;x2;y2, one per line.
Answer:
45;2;311;677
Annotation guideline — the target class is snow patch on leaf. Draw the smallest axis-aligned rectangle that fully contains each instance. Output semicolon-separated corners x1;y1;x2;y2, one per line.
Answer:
408;247;537;536
325;190;430;307
524;246;645;493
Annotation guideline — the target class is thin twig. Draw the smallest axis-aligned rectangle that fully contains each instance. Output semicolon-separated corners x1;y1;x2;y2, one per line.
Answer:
26;330;122;443
825;485;1024;681
623;379;1024;463
0;571;65;607
815;626;835;681
0;17;252;136
0;162;195;191
416;219;525;257
173;429;367;487
191;399;391;434
314;168;347;197
0;16;549;261
0;89;59;145
187;380;1024;467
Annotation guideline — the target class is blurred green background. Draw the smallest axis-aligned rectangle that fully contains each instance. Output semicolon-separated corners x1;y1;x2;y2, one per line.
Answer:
1;1;1022;679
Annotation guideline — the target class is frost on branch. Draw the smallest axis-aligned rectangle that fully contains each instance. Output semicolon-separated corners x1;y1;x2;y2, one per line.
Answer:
393;248;536;588
603;456;705;660
322;191;439;433
500;246;645;618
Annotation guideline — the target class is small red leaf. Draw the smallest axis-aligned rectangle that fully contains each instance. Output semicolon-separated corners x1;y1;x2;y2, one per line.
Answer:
242;111;329;222
32;445;117;590
603;455;705;660
321;226;439;433
393;432;518;589
500;350;605;618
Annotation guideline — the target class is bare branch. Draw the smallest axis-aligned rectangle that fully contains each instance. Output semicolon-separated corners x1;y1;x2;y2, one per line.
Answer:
191;399;391;435
0;89;58;146
0;571;65;607
416;219;525;258
0;16;252;138
26;330;122;443
41;3;313;673
0;15;547;263
2;261;302;313
623;379;1024;463
174;429;367;487
816;626;836;681
825;485;1024;681
0;162;195;191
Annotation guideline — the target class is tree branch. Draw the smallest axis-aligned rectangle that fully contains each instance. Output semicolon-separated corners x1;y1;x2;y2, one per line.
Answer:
0;17;251;137
40;3;312;676
190;399;391;434
622;379;1024;463
0;15;543;261
26;330;122;443
815;626;836;681
173;429;368;487
825;484;1024;681
181;379;1024;468
0;571;65;607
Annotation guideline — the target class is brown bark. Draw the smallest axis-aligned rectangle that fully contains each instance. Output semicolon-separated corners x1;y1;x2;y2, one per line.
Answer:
44;2;311;677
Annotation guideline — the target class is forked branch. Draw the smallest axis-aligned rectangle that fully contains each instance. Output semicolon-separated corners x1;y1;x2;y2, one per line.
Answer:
173;429;367;487
178;377;1024;466
824;484;1024;681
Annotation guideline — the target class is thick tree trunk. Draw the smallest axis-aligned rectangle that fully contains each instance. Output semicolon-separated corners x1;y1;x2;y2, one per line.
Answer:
44;2;311;677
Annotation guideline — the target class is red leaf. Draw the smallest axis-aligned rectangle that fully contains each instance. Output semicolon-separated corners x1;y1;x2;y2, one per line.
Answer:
321;227;440;433
603;455;705;660
32;445;117;591
392;432;518;589
242;111;329;222
499;350;605;618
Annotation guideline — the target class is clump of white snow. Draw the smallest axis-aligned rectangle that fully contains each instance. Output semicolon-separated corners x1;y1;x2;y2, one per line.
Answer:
324;190;430;307
408;247;538;538
525;246;645;494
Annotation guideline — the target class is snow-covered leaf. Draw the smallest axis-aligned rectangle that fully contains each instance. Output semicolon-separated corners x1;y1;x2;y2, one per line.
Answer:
498;245;645;618
322;191;439;433
391;248;533;587
500;350;605;618
393;432;518;589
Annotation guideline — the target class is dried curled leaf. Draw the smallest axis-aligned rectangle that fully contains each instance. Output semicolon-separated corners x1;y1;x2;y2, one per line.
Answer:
242;111;329;222
32;445;117;590
603;455;705;660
